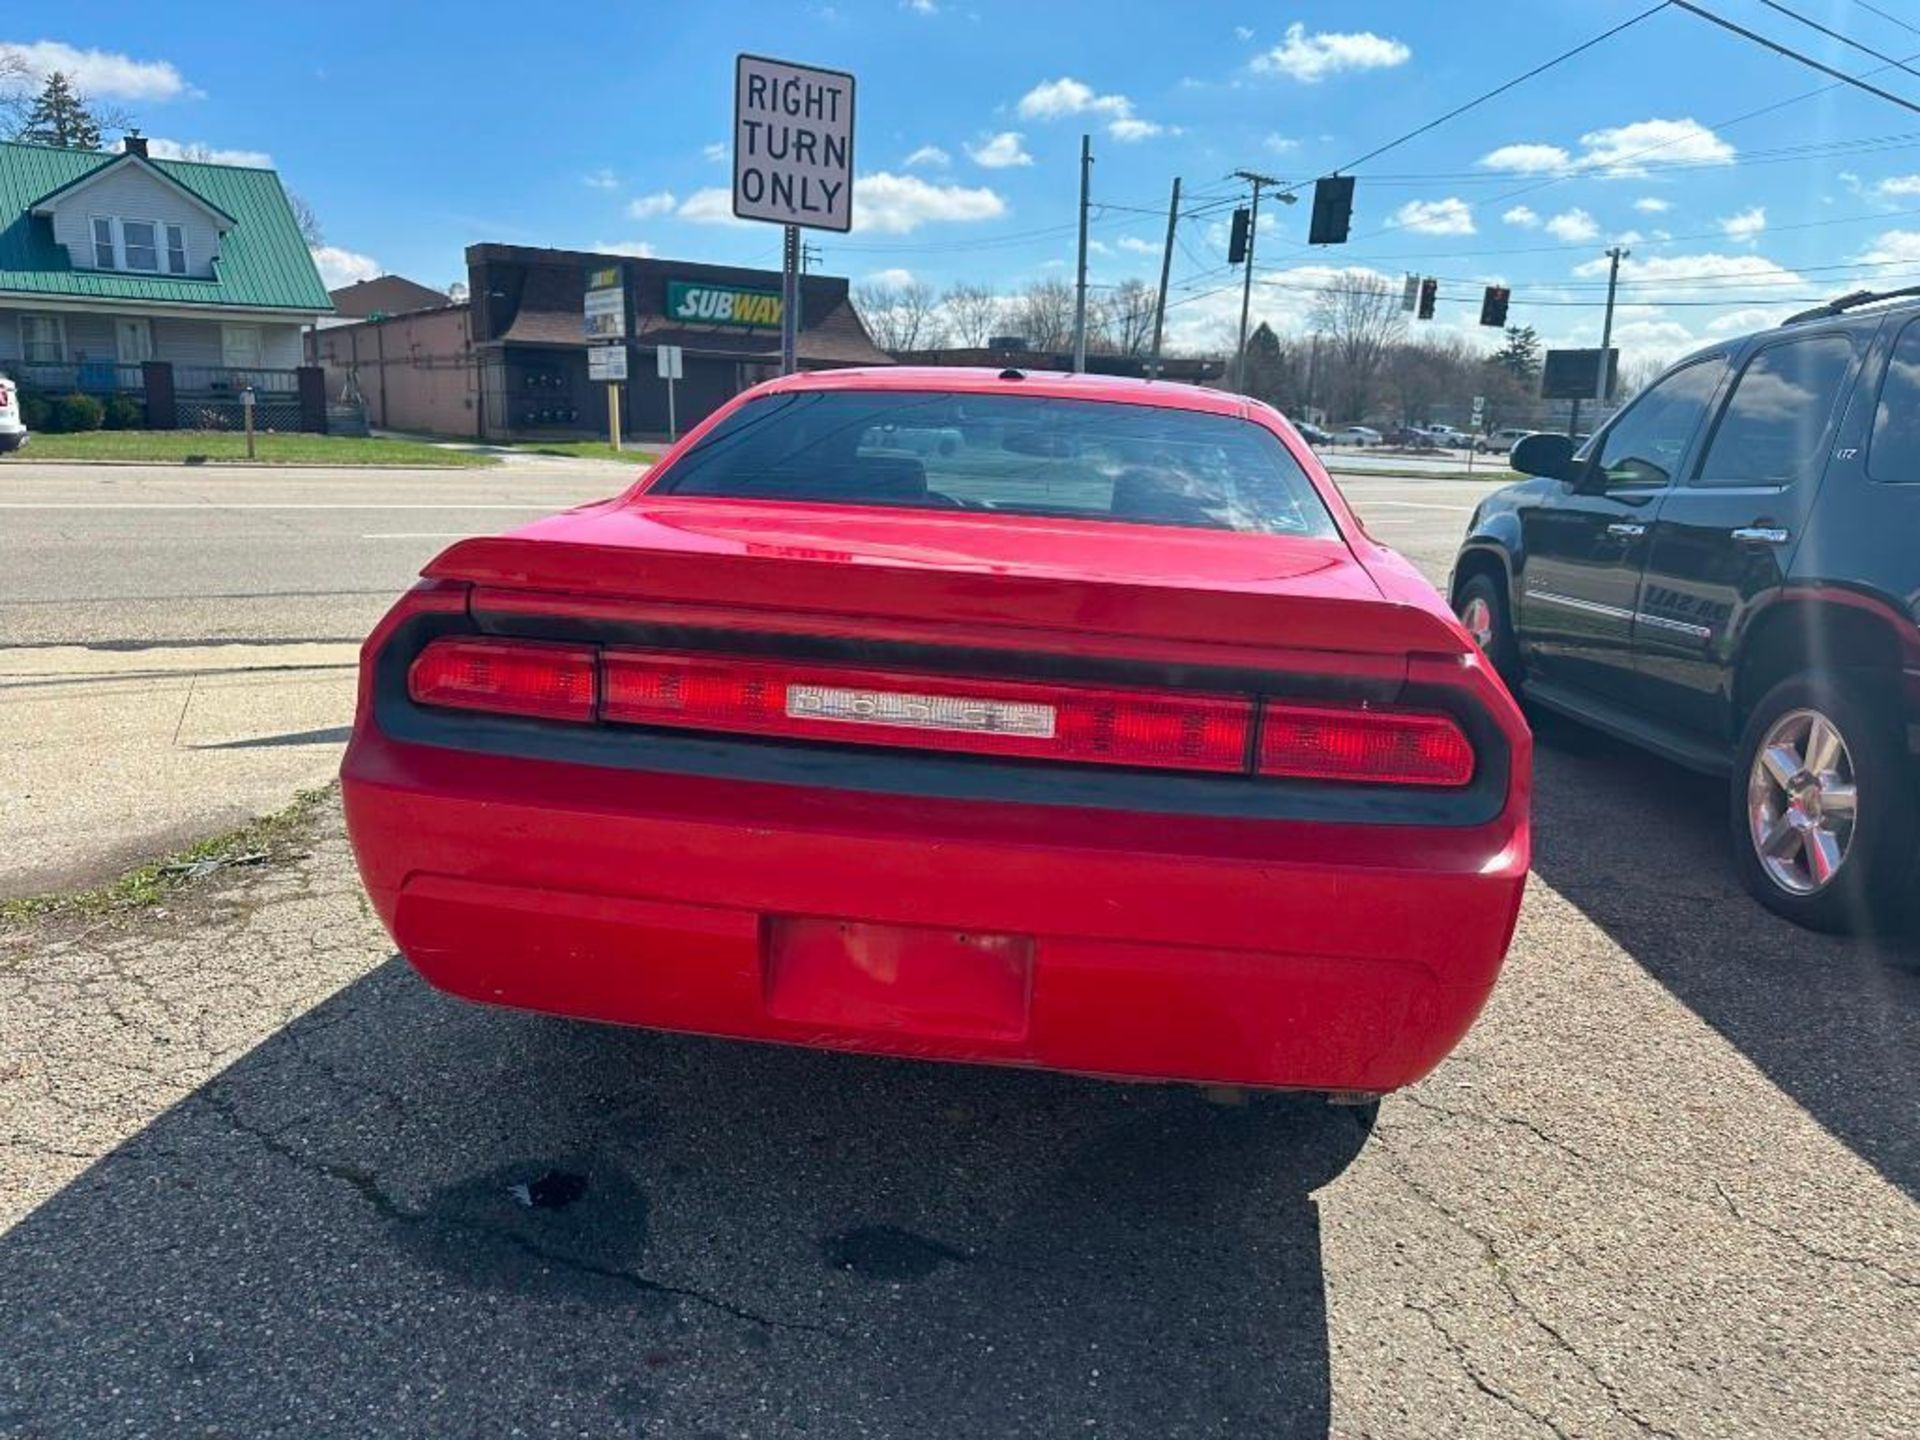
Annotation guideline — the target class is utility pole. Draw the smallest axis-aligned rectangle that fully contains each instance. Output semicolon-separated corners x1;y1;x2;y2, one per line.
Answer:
1072;133;1092;372
800;242;823;275
1596;243;1628;418
1229;170;1296;393
1147;175;1181;380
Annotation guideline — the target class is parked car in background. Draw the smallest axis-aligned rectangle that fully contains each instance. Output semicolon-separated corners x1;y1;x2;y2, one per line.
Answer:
1383;425;1439;450
1451;290;1920;932
0;374;27;454
1330;424;1382;446
1476;427;1537;454
1425;425;1471;448
345;368;1531;1098
1294;420;1332;447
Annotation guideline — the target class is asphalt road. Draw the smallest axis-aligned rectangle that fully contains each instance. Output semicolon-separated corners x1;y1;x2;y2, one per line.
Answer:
2;458;1915;1438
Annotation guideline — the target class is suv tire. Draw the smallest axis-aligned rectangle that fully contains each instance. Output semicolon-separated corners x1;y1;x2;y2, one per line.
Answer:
1455;572;1521;690
1731;673;1916;933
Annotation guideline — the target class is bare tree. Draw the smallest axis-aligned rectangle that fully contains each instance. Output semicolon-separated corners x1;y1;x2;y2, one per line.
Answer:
852;280;948;353
1011;277;1076;351
286;191;324;247
942;282;1000;348
1309;272;1406;423
1102;278;1159;358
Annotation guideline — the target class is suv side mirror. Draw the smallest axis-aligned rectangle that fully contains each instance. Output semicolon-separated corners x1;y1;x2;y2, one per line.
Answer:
1510;431;1577;481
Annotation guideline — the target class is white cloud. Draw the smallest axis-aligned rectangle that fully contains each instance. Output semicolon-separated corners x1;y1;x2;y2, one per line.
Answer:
1263;133;1300;154
1706;305;1791;335
1719;205;1765;243
1545;208;1599;243
1577;117;1733;176
1087;238;1110;255
851;172;1006;233
676;187;752;226
1118;235;1160;255
1574;250;1804;296
902;0;938;12
866;266;916;285
701;141;727;163
145;138;272;168
591;240;657;258
1;40;193;99
1502;205;1541;229
1017;76;1131;120
1390;197;1474;236
1250;23;1410;83
627;190;677;219
1856;229;1920;265
904;144;950;168
1613;229;1645;246
1235;25;1254;41
1873;175;1920;199
1478;143;1572;173
583;168;619;190
1634;196;1672;213
966;131;1032;168
1014;75;1167;142
310;245;379;289
1478;119;1733;179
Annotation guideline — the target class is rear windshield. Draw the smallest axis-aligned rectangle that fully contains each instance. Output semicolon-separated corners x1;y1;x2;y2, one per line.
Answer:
648;389;1337;537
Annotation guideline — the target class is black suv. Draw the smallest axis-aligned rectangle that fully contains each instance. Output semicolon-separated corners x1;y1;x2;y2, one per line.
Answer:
1452;290;1920;931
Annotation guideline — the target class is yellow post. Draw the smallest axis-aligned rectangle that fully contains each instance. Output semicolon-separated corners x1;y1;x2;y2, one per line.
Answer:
608;383;621;452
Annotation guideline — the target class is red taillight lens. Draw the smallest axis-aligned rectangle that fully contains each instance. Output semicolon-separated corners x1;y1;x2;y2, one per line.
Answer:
408;637;597;722
1258;703;1474;787
602;651;1253;772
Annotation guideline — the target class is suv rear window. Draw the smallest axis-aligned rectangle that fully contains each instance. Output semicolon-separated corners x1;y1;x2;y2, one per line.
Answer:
649;389;1337;537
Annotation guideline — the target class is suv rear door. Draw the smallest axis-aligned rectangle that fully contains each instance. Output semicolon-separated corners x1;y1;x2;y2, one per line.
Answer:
1633;325;1866;741
1517;353;1727;705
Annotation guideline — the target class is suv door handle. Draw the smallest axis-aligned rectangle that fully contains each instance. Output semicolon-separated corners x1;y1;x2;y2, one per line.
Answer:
1731;525;1790;545
1605;522;1646;538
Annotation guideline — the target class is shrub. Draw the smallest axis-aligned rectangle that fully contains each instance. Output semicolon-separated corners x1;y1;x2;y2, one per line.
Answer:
20;393;51;432
102;395;145;430
49;393;105;433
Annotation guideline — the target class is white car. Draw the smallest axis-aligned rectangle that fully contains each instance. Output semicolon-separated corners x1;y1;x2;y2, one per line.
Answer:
1475;426;1537;454
1330;425;1382;446
0;375;27;454
1424;425;1470;448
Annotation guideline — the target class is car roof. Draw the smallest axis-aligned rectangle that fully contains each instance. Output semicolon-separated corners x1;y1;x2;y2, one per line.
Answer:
760;365;1252;419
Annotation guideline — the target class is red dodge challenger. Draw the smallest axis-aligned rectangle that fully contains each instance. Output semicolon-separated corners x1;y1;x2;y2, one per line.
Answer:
342;368;1530;1095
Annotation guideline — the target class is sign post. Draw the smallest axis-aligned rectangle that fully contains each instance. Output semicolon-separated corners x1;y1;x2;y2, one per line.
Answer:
733;53;855;376
1468;393;1485;474
584;266;629;450
240;384;256;460
657;344;684;441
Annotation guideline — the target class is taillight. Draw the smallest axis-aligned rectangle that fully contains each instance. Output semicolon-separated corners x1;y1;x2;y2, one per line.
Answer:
408;637;597;722
603;651;1252;772
1258;703;1474;787
400;638;1475;786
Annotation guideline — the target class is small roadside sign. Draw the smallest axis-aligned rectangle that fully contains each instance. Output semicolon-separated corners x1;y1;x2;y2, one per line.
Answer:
733;54;855;233
584;265;626;341
656;345;684;381
588;346;628;382
1471;394;1486;421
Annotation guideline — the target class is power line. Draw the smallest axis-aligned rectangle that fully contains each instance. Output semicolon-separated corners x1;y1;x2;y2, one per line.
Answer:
1853;2;1920;40
1282;1;1673;192
1670;0;1920;114
1756;0;1920;80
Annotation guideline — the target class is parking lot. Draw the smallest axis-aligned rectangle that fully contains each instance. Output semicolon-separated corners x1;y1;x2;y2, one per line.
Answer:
2;460;1914;1439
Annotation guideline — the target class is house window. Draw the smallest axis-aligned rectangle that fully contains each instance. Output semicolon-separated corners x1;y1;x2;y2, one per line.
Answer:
20;314;66;364
221;323;263;370
165;224;187;275
122;219;159;272
91;217;116;269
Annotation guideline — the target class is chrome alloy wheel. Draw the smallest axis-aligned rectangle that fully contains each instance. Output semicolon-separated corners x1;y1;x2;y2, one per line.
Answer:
1747;707;1858;896
1459;595;1495;651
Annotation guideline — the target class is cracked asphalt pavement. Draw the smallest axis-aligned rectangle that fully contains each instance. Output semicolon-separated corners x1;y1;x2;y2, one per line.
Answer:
2;473;1916;1438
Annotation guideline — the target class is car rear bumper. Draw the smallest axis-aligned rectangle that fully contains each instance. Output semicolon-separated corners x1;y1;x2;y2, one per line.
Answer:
342;731;1527;1093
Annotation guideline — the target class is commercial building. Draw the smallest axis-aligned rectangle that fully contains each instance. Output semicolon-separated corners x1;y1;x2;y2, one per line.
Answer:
893;346;1225;386
313;244;891;440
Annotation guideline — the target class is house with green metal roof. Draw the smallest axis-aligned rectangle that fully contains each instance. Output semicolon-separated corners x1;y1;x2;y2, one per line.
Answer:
0;134;332;427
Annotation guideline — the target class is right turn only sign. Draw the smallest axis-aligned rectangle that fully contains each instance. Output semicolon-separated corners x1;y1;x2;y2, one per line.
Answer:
733;54;855;232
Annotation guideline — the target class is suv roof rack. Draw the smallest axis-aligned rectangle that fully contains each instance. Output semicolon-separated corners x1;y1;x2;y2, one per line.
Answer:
1782;284;1920;326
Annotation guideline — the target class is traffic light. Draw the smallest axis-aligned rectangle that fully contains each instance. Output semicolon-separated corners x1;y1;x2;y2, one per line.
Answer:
1401;274;1420;311
1308;175;1355;245
1417;277;1437;321
1227;207;1251;265
1479;285;1511;328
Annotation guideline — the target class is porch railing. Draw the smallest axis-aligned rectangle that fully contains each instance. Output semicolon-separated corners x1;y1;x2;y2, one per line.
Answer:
12;360;329;434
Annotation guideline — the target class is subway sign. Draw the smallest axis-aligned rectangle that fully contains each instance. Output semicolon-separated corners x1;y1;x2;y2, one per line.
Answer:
666;280;784;330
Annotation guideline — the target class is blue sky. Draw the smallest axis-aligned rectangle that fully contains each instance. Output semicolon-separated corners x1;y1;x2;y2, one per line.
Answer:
17;1;1920;363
